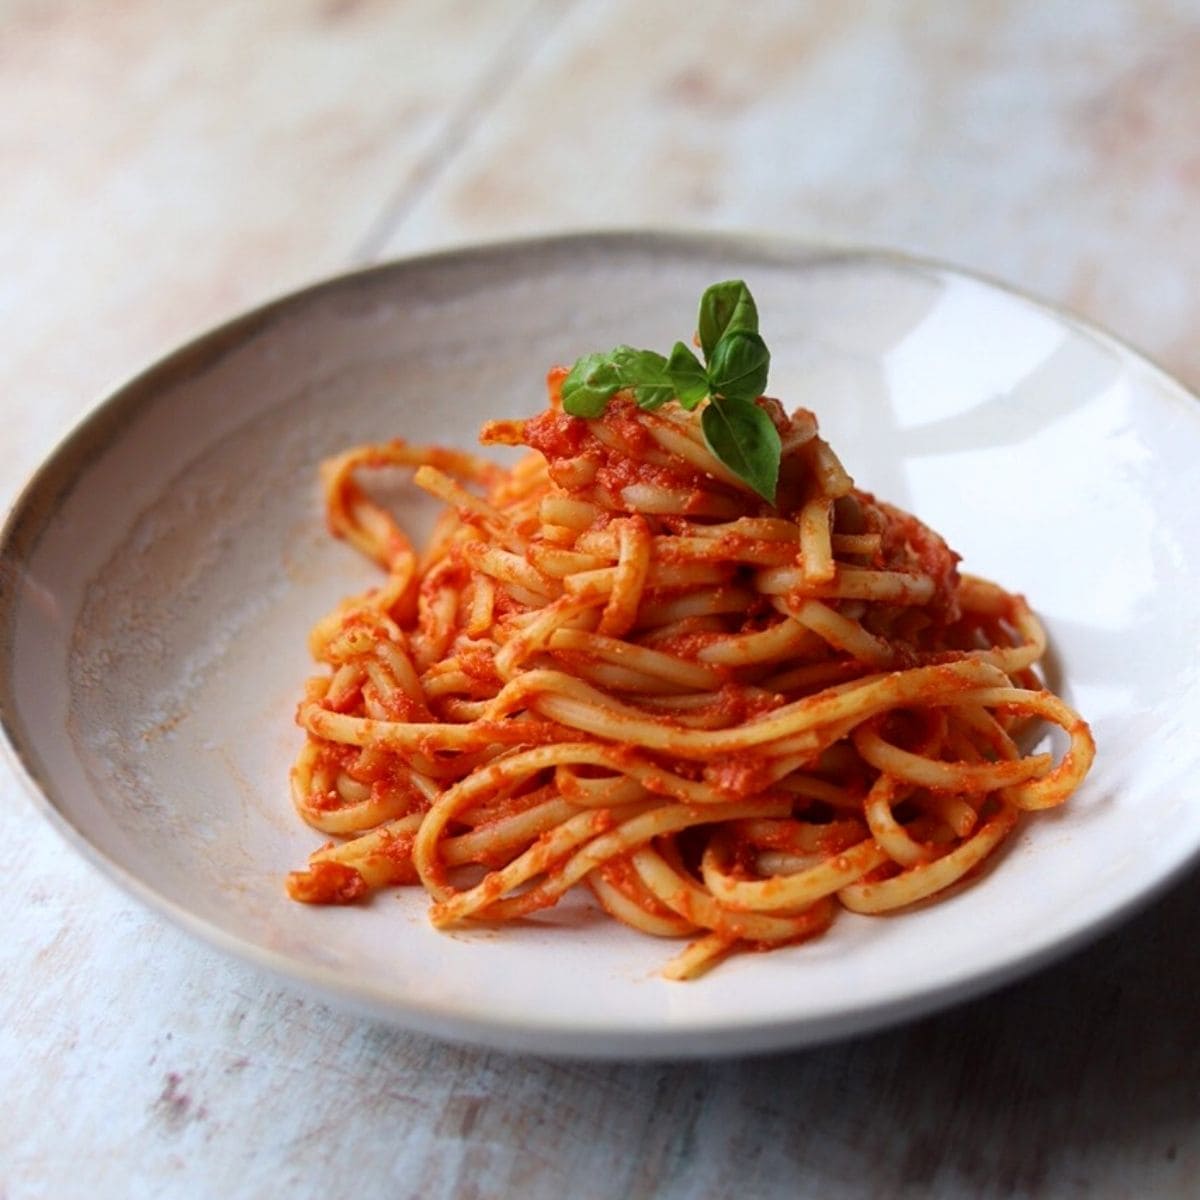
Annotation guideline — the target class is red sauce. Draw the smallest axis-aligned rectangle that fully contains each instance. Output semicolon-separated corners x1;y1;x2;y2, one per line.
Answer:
457;643;502;687
595;855;678;918
374;690;426;722
704;752;777;800
490;588;534;620
870;492;962;621
522;397;730;511
591;808;615;834
419;551;469;598
523;408;590;460
604;399;656;455
370;831;418;882
286;861;367;904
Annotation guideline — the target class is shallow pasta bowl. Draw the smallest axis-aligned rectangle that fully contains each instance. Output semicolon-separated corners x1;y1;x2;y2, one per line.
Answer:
3;231;1199;1058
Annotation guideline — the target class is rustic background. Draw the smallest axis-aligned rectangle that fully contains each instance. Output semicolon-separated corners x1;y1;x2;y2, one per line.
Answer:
3;2;1198;1195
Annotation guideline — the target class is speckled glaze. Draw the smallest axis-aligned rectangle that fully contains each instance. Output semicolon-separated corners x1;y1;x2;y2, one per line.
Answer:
3;232;1199;1058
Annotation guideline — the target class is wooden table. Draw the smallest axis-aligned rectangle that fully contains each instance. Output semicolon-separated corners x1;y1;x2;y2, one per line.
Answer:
4;3;1198;1194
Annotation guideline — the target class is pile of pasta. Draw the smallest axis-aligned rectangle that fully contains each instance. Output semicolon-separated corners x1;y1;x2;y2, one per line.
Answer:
286;372;1094;979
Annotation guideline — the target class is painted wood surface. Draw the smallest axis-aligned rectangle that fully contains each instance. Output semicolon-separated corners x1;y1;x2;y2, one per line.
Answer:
3;2;1198;1195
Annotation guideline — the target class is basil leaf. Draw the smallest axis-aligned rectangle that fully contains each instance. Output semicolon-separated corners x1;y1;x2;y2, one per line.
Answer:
666;341;709;410
700;396;781;503
562;346;672;414
707;330;770;402
698;280;759;360
561;351;621;417
610;345;674;410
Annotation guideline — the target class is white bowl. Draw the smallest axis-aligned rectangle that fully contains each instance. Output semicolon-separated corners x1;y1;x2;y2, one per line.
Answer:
3;232;1199;1057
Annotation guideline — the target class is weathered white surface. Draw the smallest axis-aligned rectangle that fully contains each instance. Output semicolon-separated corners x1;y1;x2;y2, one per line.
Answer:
3;1;1199;1196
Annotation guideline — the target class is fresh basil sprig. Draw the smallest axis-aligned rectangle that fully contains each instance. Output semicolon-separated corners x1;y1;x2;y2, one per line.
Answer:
560;281;781;503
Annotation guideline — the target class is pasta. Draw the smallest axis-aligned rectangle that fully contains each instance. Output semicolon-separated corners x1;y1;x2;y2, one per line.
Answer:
285;370;1094;979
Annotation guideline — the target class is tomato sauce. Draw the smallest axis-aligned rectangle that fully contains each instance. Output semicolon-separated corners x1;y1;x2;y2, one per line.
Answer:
287;861;367;904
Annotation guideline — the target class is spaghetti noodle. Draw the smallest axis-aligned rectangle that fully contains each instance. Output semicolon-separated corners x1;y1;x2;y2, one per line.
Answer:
285;372;1094;979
